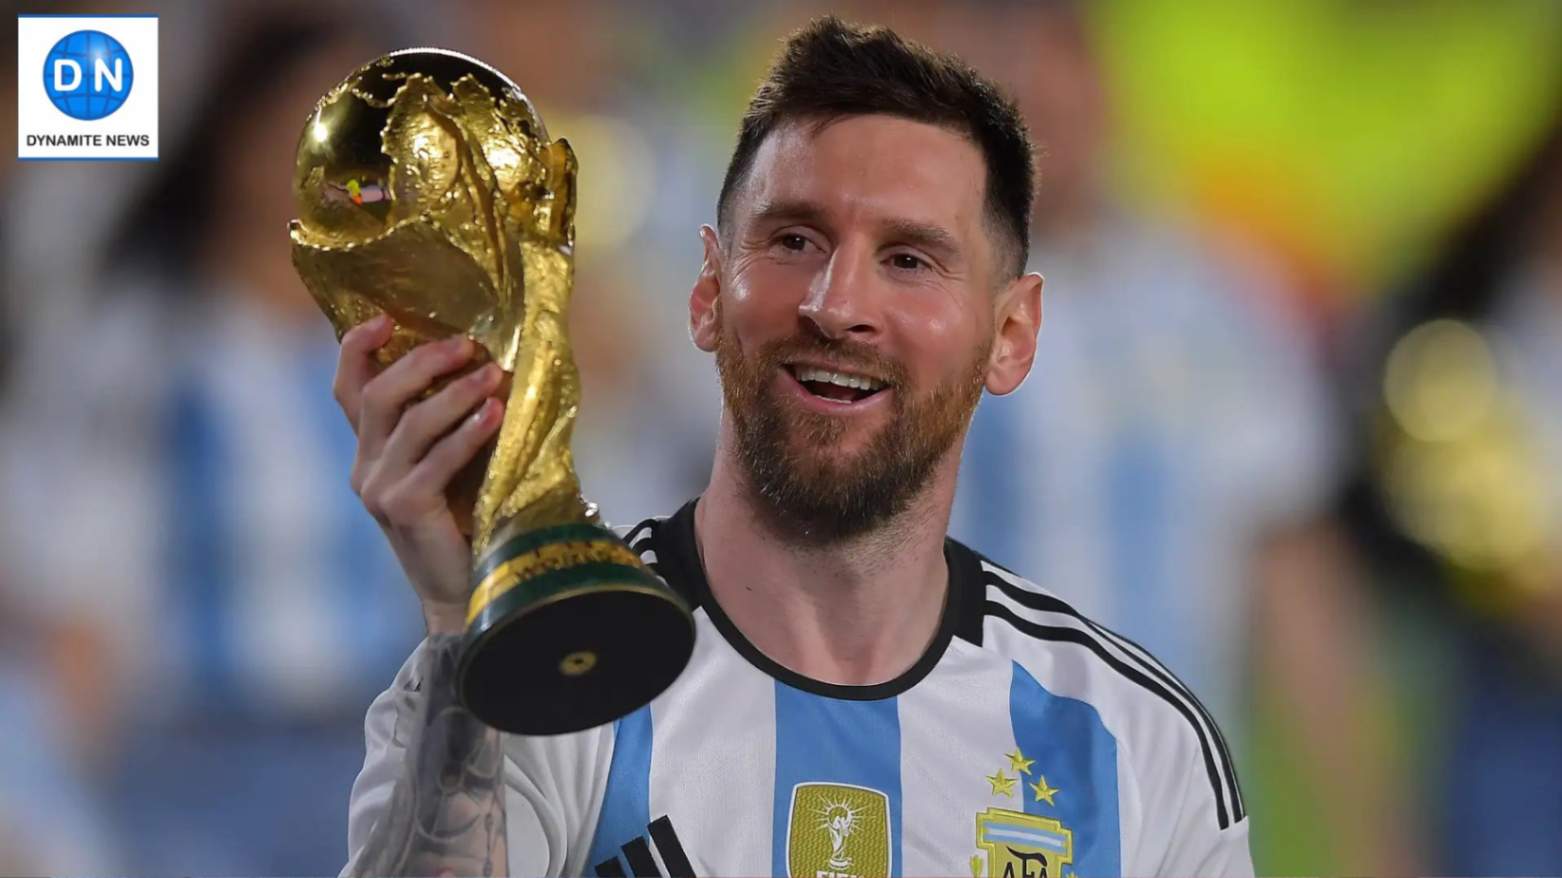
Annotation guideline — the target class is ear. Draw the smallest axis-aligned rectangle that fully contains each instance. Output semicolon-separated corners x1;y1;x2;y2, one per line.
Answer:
689;225;723;353
690;223;724;353
985;271;1044;396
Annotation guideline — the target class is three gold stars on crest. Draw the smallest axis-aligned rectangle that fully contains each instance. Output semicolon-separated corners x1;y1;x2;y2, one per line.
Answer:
985;748;1059;806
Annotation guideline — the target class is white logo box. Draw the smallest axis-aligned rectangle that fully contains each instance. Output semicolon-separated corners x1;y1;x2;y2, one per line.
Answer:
17;14;159;160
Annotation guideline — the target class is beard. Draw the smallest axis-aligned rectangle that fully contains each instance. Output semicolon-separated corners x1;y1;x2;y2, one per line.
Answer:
714;323;989;545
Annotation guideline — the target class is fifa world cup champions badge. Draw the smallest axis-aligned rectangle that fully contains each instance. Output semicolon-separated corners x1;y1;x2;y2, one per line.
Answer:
786;783;892;878
16;15;159;159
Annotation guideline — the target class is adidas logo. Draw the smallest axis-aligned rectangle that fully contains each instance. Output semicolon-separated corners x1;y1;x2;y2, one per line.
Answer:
594;815;694;878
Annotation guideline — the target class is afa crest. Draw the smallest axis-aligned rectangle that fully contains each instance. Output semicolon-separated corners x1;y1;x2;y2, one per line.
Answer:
786;782;892;878
971;808;1073;878
970;749;1073;878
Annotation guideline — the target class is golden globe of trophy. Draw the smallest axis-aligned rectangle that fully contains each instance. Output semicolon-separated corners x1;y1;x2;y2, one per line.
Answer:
289;49;695;734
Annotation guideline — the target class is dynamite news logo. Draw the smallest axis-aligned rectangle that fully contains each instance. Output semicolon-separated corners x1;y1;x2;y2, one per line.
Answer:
17;15;158;159
44;30;133;120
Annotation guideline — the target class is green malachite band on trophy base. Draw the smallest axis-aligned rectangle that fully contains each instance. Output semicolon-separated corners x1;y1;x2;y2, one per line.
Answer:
470;561;669;629
466;528;646;620
457;520;696;735
470;522;635;585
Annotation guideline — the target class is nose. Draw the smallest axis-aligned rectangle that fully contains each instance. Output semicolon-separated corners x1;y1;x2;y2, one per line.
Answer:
797;242;880;340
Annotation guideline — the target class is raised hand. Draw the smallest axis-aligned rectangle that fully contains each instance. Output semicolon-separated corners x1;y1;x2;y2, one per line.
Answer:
335;314;506;634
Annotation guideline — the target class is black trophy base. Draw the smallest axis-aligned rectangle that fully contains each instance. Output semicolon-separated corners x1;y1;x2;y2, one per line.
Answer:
457;522;696;735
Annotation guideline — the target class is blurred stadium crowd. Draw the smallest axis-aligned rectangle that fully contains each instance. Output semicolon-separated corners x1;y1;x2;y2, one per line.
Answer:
2;0;1561;873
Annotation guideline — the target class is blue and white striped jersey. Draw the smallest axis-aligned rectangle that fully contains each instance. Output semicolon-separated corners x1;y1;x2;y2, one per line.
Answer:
347;500;1252;877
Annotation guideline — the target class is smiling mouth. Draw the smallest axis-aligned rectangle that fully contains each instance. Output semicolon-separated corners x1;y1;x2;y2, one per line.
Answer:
784;364;889;404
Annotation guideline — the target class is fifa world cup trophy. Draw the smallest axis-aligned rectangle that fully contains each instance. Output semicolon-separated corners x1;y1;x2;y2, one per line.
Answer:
289;49;694;734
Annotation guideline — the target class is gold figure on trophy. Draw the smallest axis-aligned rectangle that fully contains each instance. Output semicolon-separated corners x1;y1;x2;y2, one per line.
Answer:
290;49;694;734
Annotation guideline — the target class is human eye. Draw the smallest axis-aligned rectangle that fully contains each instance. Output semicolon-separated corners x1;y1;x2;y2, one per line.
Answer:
770;230;823;258
887;251;930;272
779;233;810;252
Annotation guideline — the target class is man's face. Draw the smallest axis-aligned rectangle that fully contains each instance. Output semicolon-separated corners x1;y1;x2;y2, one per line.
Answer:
699;114;1011;542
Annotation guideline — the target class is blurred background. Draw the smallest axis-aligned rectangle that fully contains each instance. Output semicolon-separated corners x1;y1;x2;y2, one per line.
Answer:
3;0;1561;873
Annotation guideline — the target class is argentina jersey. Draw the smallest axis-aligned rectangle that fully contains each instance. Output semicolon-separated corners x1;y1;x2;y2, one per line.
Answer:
348;499;1252;877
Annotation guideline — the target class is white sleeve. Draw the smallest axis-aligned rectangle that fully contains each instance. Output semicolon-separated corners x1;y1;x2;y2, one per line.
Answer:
1124;708;1254;878
344;641;611;877
1155;806;1253;878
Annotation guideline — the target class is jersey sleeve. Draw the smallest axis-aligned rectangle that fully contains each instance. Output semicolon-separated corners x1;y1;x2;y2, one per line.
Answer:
344;640;612;877
1173;826;1254;877
1122;703;1254;878
1152;790;1253;878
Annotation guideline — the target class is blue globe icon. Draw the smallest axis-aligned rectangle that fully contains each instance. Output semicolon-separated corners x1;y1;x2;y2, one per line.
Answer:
42;30;134;121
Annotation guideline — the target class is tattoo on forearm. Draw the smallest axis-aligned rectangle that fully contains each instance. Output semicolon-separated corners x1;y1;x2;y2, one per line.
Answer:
348;636;509;877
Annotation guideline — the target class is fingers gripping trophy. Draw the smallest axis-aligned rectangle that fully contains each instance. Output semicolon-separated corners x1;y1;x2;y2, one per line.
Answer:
289;49;694;735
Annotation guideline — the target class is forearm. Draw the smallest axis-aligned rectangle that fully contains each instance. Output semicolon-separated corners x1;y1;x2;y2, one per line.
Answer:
347;635;508;877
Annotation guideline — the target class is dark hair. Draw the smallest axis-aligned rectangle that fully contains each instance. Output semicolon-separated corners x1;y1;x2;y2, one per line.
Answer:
1400;106;1562;325
716;16;1035;277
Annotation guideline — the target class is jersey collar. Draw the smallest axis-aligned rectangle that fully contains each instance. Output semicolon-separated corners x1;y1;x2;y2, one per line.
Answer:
651;497;986;701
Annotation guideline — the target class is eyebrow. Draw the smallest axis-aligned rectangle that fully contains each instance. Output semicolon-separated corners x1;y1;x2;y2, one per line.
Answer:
748;198;828;229
748;199;963;263
880;217;961;263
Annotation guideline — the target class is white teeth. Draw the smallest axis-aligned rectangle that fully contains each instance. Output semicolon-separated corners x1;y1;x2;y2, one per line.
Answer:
793;366;885;392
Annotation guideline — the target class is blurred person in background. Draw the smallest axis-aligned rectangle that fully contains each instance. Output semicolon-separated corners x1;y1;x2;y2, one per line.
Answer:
0;7;421;873
919;2;1412;872
0;2;119;869
1343;95;1562;875
0;592;117;873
